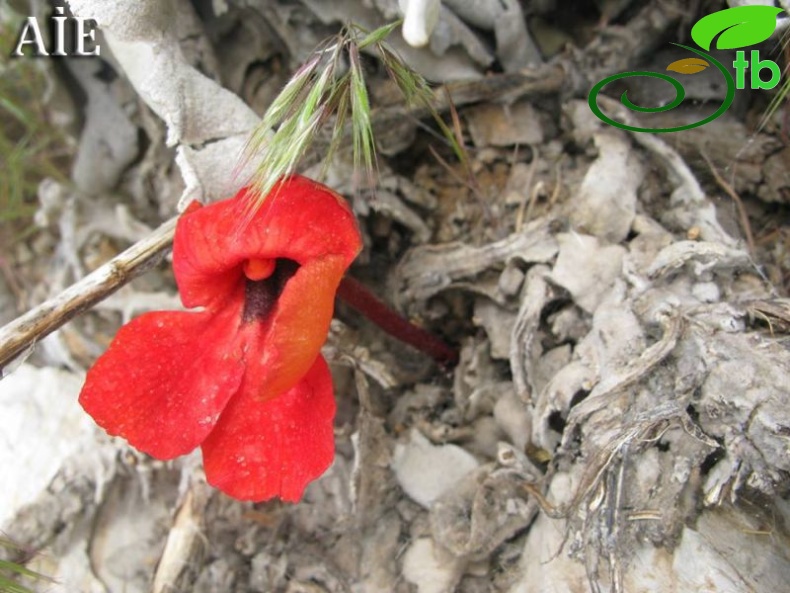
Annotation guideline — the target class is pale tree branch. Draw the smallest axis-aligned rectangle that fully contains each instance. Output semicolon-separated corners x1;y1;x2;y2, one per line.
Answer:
0;217;177;374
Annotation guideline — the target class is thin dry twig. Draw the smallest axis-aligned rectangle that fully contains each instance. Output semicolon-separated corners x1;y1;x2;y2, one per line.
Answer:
0;217;177;374
515;147;539;232
701;151;756;255
520;481;566;519
607;450;627;593
151;480;211;593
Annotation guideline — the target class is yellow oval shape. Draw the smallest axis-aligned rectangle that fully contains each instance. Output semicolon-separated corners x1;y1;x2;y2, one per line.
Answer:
666;57;710;74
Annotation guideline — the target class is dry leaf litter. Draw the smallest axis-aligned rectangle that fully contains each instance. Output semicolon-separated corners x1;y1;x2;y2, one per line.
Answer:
1;1;790;592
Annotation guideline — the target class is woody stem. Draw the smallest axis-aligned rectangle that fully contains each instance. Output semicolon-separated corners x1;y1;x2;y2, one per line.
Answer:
337;276;458;369
0;217;177;373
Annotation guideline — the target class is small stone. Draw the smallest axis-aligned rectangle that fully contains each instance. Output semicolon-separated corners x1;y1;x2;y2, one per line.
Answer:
498;263;525;297
402;538;465;593
392;429;479;508
466;101;544;147
692;281;720;303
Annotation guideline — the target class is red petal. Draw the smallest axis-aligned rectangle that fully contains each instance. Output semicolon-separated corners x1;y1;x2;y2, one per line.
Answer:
201;355;336;502
173;175;361;311
79;303;246;459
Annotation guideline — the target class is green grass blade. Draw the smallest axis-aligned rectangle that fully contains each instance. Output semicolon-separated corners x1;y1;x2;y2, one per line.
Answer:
356;20;403;49
349;45;375;175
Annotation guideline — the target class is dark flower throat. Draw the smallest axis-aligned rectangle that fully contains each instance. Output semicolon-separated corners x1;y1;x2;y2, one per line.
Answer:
242;259;299;323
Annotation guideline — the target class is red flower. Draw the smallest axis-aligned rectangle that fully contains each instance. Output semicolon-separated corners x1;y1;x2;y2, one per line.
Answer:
79;176;362;501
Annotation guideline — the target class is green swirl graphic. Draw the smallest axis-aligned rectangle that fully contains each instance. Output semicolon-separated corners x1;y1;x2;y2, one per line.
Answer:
587;44;735;133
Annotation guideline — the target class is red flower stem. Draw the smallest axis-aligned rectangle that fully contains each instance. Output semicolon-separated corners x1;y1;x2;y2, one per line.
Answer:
337;276;459;369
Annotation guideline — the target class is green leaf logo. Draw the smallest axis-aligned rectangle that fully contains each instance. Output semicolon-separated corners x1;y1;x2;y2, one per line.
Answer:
691;5;782;50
